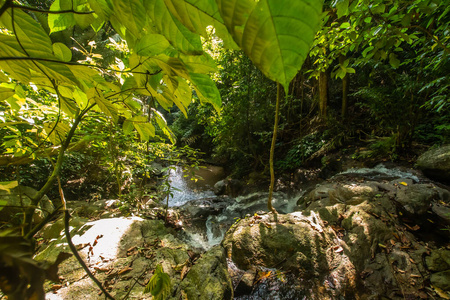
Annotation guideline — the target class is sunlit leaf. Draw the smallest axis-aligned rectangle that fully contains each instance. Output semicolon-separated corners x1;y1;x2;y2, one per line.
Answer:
164;0;238;49
0;181;18;193
144;0;203;53
0;87;15;101
53;43;72;62
189;73;221;111
43;122;71;145
135;34;171;57
111;0;146;39
87;88;118;123
144;264;171;300
48;0;76;33
217;0;322;90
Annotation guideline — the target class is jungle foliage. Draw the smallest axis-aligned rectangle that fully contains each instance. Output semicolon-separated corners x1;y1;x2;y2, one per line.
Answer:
174;0;449;176
0;0;322;298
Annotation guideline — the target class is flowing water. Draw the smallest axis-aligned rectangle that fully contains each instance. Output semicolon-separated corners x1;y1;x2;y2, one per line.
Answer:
167;165;225;207
168;163;423;250
167;165;304;249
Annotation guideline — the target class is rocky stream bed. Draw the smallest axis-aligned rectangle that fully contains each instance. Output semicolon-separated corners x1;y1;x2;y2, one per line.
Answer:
3;146;449;299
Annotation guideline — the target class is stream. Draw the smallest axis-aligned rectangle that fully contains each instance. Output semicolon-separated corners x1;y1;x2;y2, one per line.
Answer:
167;163;425;251
167;165;304;250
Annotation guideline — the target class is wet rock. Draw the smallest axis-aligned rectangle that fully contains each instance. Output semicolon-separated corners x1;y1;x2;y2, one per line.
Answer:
234;268;256;296
426;249;450;272
430;270;450;291
224;176;444;299
0;185;54;224
416;145;450;184
214;179;243;197
178;197;231;219
432;203;450;224
175;245;233;299
223;213;331;276
395;184;438;216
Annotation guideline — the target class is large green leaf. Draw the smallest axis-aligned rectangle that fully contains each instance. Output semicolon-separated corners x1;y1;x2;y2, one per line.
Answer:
179;52;216;73
135;34;171;56
164;0;238;49
216;0;323;90
44;122;71;145
111;0;146;39
153;110;175;143
87;88;119;123
189;73;221;111
126;115;156;141
0;8;53;57
53;43;72;62
0;87;15;101
144;0;203;53
88;0;113;20
48;0;76;33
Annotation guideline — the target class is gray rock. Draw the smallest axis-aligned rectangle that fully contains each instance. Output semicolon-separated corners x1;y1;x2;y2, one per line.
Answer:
234;268;256;296
432;203;450;225
430;270;450;291
214;179;243;196
426;249;450;272
150;162;165;176
214;179;227;195
417;145;450;184
395;184;438;216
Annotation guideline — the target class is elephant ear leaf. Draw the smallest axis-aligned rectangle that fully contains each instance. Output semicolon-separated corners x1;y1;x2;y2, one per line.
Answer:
216;0;323;91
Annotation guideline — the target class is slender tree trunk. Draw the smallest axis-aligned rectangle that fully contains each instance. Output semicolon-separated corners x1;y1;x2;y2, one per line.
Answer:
268;83;281;216
319;71;328;119
340;56;349;120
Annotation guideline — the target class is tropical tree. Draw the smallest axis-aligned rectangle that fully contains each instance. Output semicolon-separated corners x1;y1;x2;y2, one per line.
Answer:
0;0;323;298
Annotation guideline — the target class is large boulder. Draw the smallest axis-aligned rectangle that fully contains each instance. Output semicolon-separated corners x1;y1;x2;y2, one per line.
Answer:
417;145;450;184
223;177;450;299
0;185;54;224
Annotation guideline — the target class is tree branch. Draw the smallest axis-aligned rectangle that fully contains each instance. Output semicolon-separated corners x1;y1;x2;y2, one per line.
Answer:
12;3;94;15
0;57;162;75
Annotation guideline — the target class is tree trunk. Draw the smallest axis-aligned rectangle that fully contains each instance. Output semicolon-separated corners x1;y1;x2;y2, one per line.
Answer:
340;56;349;120
319;71;328;119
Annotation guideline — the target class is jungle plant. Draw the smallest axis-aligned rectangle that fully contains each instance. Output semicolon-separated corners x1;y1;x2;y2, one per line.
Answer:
0;0;323;298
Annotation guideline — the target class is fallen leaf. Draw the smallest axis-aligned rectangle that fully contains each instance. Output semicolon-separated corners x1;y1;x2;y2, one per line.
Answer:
256;271;272;283
433;285;450;299
400;182;408;186
409;258;417;264
411;274;421;278
118;267;133;275
333;245;344;253
51;284;62;291
180;265;189;280
390;239;396;245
